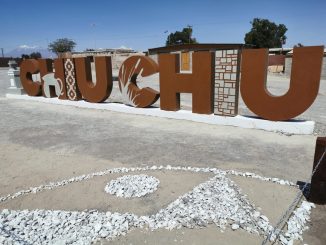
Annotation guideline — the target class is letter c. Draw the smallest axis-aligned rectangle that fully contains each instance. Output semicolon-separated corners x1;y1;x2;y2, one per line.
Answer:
20;59;42;96
118;56;159;108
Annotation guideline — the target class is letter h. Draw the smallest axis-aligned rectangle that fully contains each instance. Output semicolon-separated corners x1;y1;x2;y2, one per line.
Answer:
158;51;214;114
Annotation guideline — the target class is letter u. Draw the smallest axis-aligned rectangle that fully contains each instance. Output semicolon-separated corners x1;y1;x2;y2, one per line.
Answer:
74;56;113;103
240;46;324;121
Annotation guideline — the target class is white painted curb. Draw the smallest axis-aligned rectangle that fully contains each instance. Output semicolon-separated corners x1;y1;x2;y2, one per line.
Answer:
6;94;315;135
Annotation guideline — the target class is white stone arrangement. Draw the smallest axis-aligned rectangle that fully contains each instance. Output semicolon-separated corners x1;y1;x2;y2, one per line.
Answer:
0;165;314;245
105;174;160;198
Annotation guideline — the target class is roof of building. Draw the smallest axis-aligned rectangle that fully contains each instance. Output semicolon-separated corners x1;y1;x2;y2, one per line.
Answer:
269;48;293;52
148;43;250;54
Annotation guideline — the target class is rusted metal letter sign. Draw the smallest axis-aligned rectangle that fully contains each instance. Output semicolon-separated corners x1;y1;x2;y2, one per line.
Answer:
19;46;324;121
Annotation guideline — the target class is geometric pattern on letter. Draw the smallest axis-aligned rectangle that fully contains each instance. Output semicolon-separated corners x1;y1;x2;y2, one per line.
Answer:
64;59;79;101
214;49;240;117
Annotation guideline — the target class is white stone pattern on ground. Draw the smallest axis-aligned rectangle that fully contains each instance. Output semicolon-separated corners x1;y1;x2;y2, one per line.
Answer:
140;173;272;235
0;165;297;204
269;201;315;245
0;165;311;245
0;209;138;244
105;174;159;198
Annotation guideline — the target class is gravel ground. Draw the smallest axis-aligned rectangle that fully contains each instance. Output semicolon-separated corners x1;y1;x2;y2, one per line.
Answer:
105;174;160;198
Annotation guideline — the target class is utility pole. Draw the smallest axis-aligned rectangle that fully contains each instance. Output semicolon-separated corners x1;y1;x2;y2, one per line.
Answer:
1;48;4;58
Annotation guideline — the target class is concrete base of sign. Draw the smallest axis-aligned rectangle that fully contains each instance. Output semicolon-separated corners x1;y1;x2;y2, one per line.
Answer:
6;93;315;135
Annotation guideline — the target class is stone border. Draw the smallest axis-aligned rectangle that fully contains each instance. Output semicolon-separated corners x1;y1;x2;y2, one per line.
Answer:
0;165;297;204
6;94;315;135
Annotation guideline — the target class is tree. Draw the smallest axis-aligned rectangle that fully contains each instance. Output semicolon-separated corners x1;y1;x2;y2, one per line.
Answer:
293;43;304;48
48;38;76;55
30;52;42;59
166;25;198;46
244;18;287;48
21;54;30;59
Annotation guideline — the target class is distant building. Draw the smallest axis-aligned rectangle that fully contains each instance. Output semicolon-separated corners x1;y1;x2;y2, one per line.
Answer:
0;57;21;67
71;48;143;70
284;48;326;79
268;48;292;55
267;48;292;73
71;48;137;58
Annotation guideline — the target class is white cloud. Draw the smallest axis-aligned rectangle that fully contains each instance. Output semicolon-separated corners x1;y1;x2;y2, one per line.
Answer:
18;45;38;49
118;45;132;50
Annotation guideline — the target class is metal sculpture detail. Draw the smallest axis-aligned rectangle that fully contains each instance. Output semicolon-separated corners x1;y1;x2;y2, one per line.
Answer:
118;56;159;108
42;73;63;98
64;59;81;101
54;58;68;100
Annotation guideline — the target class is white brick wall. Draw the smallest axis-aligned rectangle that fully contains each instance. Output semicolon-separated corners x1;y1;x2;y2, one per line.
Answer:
214;49;240;116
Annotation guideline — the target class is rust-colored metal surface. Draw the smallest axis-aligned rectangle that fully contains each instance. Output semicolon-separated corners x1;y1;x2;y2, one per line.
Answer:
54;58;68;100
309;137;326;204
159;51;214;114
118;56;159;108
20;59;42;96
39;59;54;97
75;56;113;103
241;46;324;121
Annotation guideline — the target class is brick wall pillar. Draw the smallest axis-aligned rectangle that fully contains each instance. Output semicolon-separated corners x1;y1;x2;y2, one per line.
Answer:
214;49;241;116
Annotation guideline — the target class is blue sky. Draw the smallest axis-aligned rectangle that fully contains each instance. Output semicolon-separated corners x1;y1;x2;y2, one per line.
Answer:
0;0;325;52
